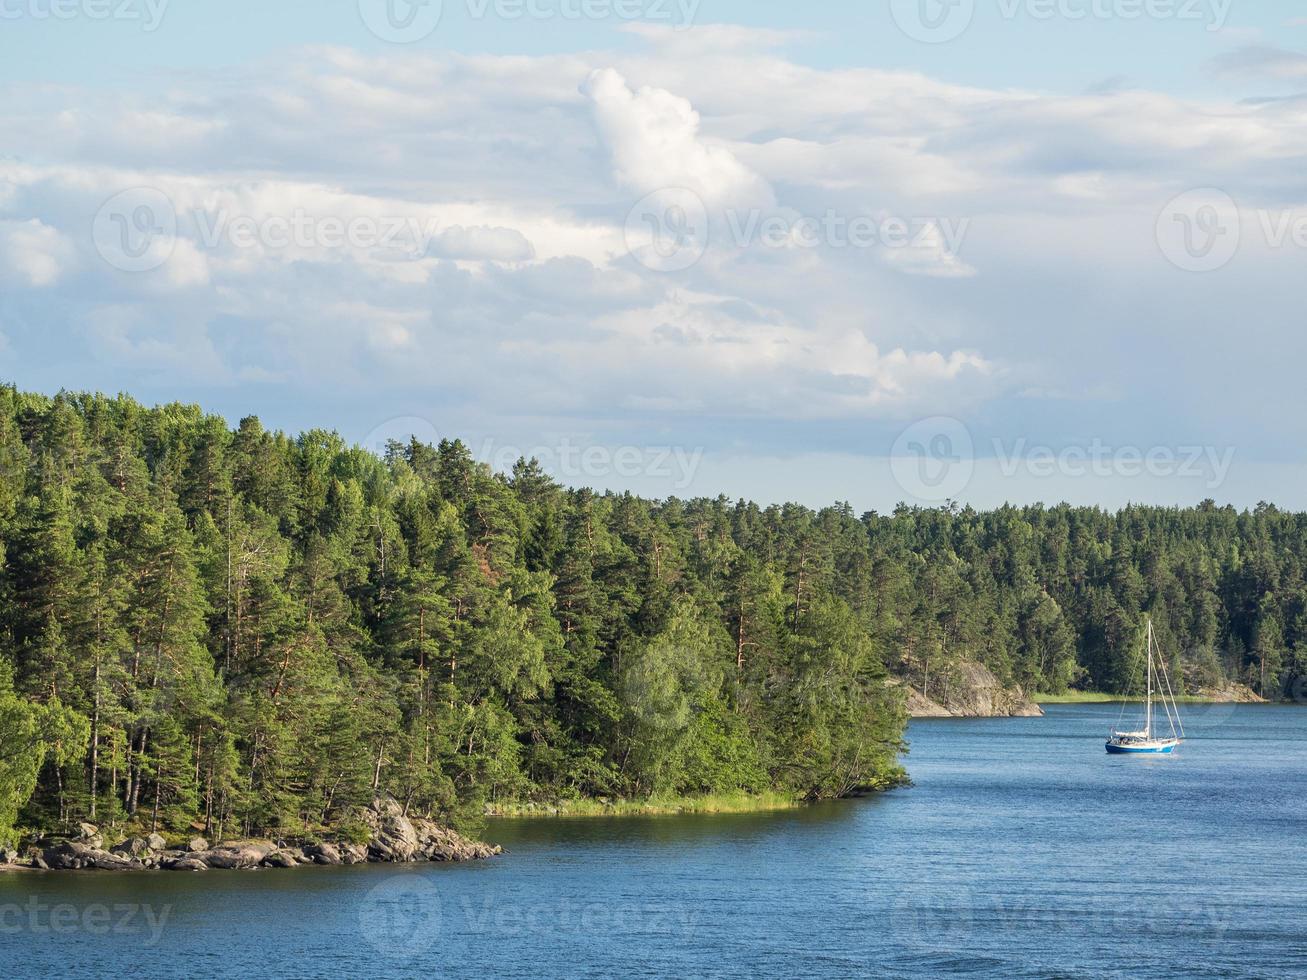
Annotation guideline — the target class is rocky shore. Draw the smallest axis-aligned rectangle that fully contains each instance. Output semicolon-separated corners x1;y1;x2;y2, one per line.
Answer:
897;662;1045;719
0;799;500;873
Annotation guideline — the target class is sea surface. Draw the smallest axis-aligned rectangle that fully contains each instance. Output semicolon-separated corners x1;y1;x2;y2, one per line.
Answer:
2;702;1305;978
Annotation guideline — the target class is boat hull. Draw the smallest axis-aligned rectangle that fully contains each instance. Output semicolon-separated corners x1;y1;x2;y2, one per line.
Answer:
1105;739;1179;754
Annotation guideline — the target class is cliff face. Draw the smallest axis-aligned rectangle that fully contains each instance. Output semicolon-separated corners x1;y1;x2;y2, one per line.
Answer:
1194;681;1265;703
898;662;1045;719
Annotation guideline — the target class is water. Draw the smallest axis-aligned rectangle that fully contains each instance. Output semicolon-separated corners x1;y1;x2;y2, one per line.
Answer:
2;703;1305;978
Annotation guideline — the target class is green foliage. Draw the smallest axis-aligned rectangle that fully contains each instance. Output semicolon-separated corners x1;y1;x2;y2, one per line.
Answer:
2;386;1303;841
0;662;88;845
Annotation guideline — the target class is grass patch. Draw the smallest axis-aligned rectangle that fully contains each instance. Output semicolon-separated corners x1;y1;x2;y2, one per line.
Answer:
1035;691;1237;704
1034;691;1118;703
485;790;803;819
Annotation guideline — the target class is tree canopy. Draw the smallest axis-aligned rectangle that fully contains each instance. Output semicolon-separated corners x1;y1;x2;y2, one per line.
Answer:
0;386;1302;843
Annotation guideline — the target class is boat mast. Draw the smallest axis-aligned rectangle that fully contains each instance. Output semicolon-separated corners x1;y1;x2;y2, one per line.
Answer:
1145;619;1153;739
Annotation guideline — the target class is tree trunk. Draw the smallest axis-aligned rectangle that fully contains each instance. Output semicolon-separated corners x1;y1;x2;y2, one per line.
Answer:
88;652;101;820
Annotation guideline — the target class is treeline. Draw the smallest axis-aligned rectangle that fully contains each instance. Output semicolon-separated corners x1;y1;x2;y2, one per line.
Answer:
0;388;908;844
2;388;1304;844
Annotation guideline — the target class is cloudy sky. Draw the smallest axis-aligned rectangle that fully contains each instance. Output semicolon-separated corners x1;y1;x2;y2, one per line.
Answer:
2;0;1306;509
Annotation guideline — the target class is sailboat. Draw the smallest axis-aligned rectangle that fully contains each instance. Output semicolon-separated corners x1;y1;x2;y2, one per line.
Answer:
1106;618;1185;754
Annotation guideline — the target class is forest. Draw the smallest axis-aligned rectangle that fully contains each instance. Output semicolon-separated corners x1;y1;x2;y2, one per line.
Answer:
1;386;1304;845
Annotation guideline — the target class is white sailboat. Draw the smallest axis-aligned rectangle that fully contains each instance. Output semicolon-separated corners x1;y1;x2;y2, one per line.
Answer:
1106;618;1184;755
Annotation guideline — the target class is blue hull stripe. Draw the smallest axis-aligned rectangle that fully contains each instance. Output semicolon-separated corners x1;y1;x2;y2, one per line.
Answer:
1105;742;1177;754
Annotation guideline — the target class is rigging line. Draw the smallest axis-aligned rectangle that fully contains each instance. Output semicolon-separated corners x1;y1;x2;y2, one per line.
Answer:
1149;620;1177;739
1158;639;1184;739
1115;626;1146;733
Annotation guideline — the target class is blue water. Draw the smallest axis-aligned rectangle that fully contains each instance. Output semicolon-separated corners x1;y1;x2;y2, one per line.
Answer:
2;703;1305;978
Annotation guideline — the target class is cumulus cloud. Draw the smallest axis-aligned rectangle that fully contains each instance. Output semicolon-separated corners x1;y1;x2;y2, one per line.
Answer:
2;32;1303;483
0;219;71;287
581;67;774;210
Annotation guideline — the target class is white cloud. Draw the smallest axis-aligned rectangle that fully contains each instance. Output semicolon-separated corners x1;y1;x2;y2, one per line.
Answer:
581;66;774;210
0;219;71;287
1;33;1303;475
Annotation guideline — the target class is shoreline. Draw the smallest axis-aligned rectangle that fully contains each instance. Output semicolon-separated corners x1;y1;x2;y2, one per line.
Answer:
1034;691;1270;705
0;799;498;875
485;791;805;819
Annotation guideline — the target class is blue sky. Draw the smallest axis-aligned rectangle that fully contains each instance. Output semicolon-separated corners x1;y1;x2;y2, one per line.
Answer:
3;0;1300;92
2;1;1306;509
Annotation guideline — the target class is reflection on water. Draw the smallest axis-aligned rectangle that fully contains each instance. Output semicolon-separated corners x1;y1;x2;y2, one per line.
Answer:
488;797;866;851
2;704;1305;979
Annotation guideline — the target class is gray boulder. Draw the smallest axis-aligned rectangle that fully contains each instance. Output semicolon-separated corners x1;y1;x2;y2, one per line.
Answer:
146;833;168;852
304;843;342;866
412;817;500;861
340;843;369;865
73;822;103;849
261;850;299;869
185;837;209;853
164;858;208;871
361;798;419;862
202;841;275;870
42;841;138;871
110;837;150;858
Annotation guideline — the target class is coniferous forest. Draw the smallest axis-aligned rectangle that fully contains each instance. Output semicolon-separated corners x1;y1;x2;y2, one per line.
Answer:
2;387;1305;845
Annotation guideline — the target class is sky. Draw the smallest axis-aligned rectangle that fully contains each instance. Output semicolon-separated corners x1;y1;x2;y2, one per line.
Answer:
2;0;1306;511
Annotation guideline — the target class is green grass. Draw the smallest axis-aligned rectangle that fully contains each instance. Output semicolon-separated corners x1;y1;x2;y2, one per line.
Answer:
1035;691;1240;704
485;790;804;819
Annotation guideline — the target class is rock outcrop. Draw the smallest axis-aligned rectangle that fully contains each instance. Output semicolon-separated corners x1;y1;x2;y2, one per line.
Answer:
42;841;138;872
898;662;1045;719
1194;681;1265;703
357;798;501;862
361;798;421;862
13;798;500;873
